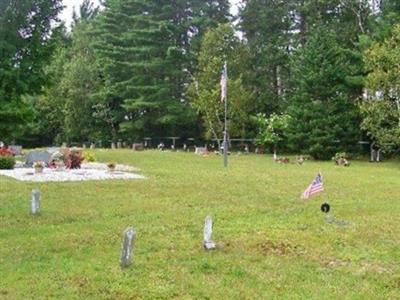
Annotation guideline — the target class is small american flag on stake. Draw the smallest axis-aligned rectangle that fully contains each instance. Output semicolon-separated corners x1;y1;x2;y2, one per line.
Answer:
301;173;324;199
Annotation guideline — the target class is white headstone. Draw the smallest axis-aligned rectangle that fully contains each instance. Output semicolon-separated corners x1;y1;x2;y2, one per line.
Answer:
31;189;41;215
203;215;216;250
120;227;136;268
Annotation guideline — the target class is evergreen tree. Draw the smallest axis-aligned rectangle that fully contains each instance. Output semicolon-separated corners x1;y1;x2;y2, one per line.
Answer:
286;29;362;159
240;0;294;114
93;0;230;141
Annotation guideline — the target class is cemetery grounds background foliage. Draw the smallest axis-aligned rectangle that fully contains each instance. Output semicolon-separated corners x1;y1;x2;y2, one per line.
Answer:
0;150;399;299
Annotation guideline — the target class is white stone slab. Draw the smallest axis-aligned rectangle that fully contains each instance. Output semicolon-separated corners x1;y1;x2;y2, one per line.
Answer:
0;167;145;182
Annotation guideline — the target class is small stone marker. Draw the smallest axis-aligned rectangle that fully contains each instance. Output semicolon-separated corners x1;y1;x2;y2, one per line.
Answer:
132;143;144;151
117;141;122;149
31;189;41;215
111;142;116;149
195;147;208;155
120;227;136;268
9;145;22;156
90;143;96;149
203;215;216;250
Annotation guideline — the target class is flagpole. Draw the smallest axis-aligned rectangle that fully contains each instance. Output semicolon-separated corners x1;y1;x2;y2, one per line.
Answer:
223;61;228;168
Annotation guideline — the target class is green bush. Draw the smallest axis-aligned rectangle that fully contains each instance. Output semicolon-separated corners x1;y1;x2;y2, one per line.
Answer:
0;156;15;169
83;151;96;162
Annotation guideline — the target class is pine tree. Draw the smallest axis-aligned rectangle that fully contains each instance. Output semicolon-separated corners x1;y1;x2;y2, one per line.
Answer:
93;0;230;141
240;0;294;114
286;29;362;159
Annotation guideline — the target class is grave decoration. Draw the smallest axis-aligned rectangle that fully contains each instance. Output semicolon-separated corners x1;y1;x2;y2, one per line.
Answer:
321;202;330;213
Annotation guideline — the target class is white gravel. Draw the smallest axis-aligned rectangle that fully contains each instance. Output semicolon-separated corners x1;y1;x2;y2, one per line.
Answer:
0;165;145;182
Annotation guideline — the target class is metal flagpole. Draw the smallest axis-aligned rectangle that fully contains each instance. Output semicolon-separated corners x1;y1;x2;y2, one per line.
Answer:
223;61;228;168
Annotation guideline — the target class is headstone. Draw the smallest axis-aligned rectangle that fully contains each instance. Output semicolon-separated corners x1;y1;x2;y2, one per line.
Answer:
120;227;136;268
25;151;51;167
117;141;122;149
123;141;127;148
244;145;249;154
203;215;216;250
62;142;67;148
111;142;116;149
195;147;208;156
132;143;144;151
183;144;187;151
47;147;60;154
157;143;165;151
90;143;96;149
9;145;22;156
82;143;87;149
31;189;41;215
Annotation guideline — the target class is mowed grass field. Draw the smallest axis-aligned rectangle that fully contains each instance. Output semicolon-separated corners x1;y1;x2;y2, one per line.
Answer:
0;150;399;299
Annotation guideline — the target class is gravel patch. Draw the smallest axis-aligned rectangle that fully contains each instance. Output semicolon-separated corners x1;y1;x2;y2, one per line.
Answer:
0;166;145;182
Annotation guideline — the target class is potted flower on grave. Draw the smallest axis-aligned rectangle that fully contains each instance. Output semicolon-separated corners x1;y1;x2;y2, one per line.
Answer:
107;162;116;172
50;151;65;170
33;161;45;173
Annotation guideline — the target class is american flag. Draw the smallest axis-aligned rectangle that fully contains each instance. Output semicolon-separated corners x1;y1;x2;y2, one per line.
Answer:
301;173;324;199
220;62;227;103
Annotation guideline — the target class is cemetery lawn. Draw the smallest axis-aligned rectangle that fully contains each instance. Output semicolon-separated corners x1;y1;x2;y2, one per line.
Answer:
1;150;399;299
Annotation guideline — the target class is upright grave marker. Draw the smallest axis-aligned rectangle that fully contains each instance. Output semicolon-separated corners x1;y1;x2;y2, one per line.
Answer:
31;189;41;215
120;227;136;268
203;215;216;250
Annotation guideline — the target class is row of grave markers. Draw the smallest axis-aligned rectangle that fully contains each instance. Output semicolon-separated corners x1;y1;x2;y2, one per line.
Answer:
29;189;217;268
29;189;350;268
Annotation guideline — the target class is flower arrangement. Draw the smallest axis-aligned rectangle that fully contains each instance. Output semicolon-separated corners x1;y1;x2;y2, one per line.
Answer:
33;161;45;173
0;148;13;157
107;162;116;171
63;148;83;169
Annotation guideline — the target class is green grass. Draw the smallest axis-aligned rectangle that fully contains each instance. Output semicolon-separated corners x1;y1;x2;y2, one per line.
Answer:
0;150;399;299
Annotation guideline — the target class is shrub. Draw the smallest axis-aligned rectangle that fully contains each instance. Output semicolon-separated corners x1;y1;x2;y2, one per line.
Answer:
83;152;96;162
0;156;15;169
332;152;349;161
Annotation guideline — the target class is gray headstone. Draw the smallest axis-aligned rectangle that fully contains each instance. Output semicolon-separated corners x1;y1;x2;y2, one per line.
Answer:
31;189;40;215
203;215;216;250
90;143;96;149
111;142;116;149
132;143;144;151
47;147;61;154
9;145;22;156
25;151;51;167
117;141;122;149
120;227;136;268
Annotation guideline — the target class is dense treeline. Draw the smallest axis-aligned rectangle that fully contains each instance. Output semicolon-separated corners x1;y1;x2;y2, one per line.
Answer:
0;0;399;158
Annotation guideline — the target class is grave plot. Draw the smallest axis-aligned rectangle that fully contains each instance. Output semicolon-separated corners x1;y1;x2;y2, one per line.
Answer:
0;163;145;182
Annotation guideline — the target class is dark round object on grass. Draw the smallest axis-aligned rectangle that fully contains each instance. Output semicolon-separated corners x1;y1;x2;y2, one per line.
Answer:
321;203;330;213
